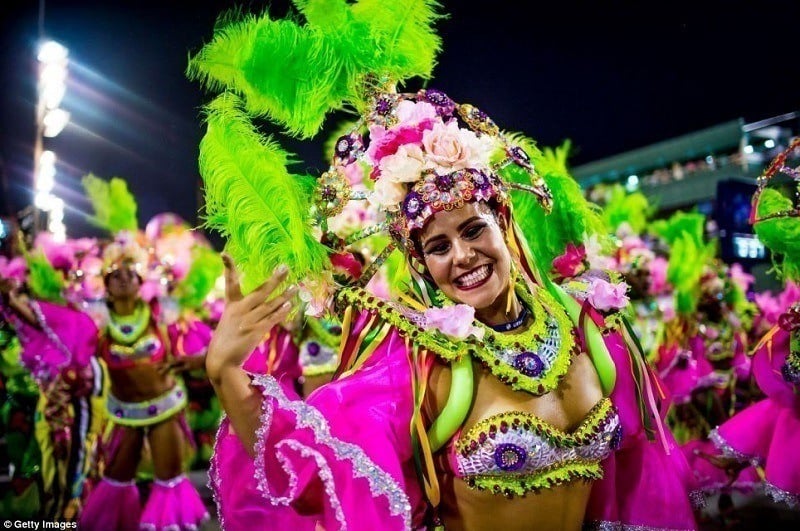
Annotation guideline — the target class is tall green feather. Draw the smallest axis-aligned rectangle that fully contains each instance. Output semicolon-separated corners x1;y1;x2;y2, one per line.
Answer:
199;93;329;293
82;174;139;233
602;184;653;235
25;252;65;303
173;246;224;310
187;0;443;138
498;135;609;269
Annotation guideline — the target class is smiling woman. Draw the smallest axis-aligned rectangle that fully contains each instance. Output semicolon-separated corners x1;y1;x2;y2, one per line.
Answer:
187;2;702;530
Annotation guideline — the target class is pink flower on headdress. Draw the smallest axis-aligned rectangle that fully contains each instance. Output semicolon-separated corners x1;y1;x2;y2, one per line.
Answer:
728;263;755;292
423;304;484;340
648;256;669;295
585;277;630;311
343;162;364;186
139;278;167;302
395;100;438;124
552;243;586;279
422;120;494;173
366;120;434;173
34;232;75;271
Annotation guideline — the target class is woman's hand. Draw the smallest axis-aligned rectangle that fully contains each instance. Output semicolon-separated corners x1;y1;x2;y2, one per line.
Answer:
206;255;296;383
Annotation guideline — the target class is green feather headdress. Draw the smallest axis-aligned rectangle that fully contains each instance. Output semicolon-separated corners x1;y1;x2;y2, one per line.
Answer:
497;136;610;269
650;211;714;315
81;174;139;234
188;0;444;291
23;251;65;303
753;188;800;282
172;245;225;310
602;184;654;236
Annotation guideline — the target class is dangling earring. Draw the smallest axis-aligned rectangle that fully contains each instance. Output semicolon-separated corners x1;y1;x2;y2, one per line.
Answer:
505;262;518;314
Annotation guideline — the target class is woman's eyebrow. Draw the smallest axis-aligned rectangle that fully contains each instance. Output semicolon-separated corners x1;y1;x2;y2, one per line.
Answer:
422;217;481;248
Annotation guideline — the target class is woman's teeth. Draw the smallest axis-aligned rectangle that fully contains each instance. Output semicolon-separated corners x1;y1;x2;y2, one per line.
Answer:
455;264;491;288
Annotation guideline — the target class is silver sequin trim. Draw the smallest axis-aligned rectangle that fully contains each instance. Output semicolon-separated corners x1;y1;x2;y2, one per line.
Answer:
763;480;800;509
279;439;346;530
584;521;694;531
251;373;413;530
708;427;762;466
208;417;228;530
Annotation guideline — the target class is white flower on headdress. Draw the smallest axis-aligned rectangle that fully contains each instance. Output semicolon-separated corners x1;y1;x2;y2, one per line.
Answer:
422;120;494;172
328;200;367;238
378;143;426;184
369;178;407;211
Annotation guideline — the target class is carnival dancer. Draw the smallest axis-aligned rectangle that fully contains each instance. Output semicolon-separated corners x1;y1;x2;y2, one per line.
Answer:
188;2;697;530
705;139;800;509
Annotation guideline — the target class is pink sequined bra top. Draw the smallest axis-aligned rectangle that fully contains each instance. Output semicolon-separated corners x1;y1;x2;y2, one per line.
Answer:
449;398;621;497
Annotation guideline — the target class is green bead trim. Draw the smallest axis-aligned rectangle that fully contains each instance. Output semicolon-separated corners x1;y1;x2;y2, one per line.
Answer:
108;302;151;345
465;461;604;497
455;398;615;454
336;283;578;396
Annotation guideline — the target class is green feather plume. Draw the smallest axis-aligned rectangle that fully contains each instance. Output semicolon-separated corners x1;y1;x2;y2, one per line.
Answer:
24;251;65;303
199;93;329;293
498;135;609;269
187;0;443;138
173;246;224;309
754;188;800;282
82;174;139;233
651;211;714;315
602;184;653;235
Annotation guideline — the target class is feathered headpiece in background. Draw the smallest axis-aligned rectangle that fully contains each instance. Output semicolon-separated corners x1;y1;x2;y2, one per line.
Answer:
751;138;800;282
82;174;139;234
602;184;654;237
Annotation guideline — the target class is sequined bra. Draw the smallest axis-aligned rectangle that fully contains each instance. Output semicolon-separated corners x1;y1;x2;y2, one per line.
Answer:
103;332;166;370
449;398;621;497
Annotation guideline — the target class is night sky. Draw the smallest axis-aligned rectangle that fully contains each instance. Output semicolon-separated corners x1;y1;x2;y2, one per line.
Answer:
1;0;798;239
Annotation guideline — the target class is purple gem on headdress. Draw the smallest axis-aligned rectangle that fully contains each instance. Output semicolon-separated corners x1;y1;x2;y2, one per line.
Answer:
307;342;321;357
403;191;423;218
493;443;527;472
147;405;158;415
472;171;492;191
513;352;544;377
435;173;455;191
508;146;533;170
375;96;394;116
420;88;456;116
333;133;364;166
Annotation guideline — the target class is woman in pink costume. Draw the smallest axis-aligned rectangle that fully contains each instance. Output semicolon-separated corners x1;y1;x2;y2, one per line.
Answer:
707;139;800;508
188;3;697;529
0;236;106;521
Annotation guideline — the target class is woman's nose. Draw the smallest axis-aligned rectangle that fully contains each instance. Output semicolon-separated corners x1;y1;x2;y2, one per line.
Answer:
452;241;475;265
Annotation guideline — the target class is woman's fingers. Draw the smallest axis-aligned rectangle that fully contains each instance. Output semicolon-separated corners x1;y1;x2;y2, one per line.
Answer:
223;253;243;302
247;285;297;324
243;264;289;310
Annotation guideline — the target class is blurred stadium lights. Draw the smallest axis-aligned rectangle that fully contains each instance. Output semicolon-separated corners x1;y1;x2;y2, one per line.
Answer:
34;39;69;242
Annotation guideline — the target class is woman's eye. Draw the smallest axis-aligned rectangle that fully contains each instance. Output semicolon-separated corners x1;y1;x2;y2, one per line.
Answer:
425;243;449;256
464;224;485;239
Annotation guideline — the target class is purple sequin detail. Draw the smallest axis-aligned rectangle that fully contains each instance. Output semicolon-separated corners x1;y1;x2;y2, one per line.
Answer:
403;192;423;217
333;133;363;165
473;171;491;191
307;342;321;357
147;405;158;415
610;424;623;451
513;352;544;377
781;362;800;384
493;443;527;472
114;409;124;417
121;325;133;334
435;173;454;191
375;97;393;115
421;89;456;116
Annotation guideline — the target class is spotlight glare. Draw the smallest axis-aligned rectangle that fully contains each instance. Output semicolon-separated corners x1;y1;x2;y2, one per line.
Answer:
42;109;70;137
743;145;754;154
38;41;69;63
764;139;776;149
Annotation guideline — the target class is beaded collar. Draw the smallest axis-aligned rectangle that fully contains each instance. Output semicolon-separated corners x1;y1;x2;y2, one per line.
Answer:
336;283;578;396
108;302;151;345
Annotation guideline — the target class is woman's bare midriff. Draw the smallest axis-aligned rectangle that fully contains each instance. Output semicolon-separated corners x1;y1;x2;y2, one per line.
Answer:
427;352;605;531
108;363;176;403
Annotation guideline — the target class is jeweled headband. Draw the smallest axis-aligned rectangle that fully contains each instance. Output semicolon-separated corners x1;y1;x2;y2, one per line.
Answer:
750;137;800;225
316;88;553;260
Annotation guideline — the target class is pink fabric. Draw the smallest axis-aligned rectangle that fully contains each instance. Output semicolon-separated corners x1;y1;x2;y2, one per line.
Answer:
586;331;698;530
241;325;302;387
211;321;425;530
656;335;718;405
168;317;213;357
140;475;209;530
4;300;98;383
79;478;141;531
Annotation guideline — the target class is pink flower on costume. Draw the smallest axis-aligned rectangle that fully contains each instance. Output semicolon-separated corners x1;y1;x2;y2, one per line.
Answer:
423;305;484;340
586;278;630;312
648;256;669;295
552;243;586;279
729;263;755;292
